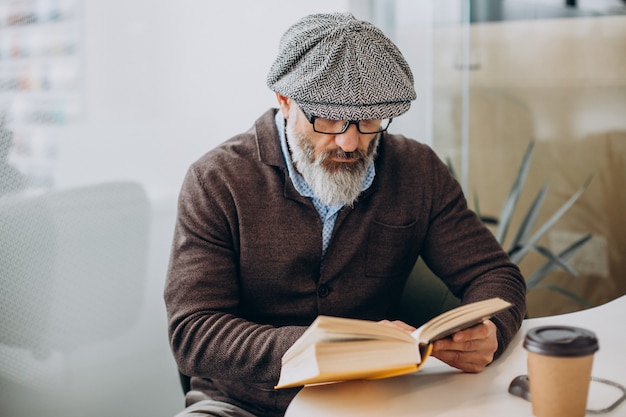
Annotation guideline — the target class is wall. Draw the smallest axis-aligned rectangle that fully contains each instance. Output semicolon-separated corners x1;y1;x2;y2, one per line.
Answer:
0;2;358;417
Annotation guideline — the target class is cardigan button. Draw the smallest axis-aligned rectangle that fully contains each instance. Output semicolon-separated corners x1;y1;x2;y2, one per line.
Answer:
317;284;331;298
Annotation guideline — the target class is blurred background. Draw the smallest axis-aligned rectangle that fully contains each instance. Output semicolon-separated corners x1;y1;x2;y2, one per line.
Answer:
0;1;624;416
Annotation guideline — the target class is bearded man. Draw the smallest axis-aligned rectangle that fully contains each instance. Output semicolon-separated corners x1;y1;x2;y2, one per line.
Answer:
164;12;526;417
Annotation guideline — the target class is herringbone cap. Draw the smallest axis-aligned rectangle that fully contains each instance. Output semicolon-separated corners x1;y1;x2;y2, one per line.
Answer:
267;13;416;120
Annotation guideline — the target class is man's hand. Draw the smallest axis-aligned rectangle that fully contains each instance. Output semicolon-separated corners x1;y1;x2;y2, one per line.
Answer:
431;319;498;373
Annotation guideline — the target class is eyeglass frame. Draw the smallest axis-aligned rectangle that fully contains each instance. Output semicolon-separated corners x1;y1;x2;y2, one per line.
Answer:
300;108;393;135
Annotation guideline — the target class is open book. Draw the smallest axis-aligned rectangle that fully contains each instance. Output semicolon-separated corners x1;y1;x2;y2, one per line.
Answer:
275;297;512;389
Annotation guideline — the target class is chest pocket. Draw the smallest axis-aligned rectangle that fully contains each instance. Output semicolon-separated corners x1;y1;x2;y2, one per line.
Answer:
365;219;418;278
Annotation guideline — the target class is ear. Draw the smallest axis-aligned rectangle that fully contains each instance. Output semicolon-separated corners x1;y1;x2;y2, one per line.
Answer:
275;93;292;119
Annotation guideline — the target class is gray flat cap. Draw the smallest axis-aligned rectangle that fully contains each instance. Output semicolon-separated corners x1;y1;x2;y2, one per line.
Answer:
267;13;416;121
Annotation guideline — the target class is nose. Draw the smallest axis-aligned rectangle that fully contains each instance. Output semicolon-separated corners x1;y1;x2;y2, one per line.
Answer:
334;124;360;153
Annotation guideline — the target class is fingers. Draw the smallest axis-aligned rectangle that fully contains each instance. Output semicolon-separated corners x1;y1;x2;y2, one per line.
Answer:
375;319;498;372
431;320;498;373
432;345;494;373
451;319;493;343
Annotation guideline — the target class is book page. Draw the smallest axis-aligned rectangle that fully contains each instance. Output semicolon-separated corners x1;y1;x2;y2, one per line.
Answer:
283;315;416;363
411;298;512;344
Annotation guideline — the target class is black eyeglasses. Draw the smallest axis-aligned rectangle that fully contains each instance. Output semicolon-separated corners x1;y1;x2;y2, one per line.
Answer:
301;109;392;135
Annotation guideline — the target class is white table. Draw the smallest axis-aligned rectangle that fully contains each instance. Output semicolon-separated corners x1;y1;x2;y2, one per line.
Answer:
285;295;626;416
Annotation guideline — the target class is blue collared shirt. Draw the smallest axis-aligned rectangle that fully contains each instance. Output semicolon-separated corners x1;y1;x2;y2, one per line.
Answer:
275;112;375;263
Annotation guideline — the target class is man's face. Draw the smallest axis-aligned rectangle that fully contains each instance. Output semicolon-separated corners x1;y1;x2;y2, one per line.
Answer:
282;97;380;207
288;106;379;171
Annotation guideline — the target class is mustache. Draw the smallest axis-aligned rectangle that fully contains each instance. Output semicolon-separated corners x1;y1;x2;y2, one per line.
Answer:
318;148;368;174
318;136;380;163
321;148;368;161
317;137;379;173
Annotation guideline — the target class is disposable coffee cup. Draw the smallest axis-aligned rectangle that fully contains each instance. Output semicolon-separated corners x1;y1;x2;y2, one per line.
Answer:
523;326;599;417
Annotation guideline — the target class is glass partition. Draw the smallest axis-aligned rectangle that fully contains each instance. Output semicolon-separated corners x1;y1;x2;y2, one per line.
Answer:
365;0;626;317
434;0;626;317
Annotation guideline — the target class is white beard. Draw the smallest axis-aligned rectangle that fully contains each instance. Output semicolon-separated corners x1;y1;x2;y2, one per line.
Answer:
285;117;379;207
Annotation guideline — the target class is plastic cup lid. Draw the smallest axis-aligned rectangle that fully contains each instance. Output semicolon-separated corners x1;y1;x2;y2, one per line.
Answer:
523;325;599;357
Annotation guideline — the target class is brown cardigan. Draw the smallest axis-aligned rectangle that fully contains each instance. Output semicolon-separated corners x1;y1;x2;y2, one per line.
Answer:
164;109;526;417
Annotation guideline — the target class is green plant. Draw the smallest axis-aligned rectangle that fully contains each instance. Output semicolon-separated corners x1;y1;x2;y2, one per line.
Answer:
448;140;593;306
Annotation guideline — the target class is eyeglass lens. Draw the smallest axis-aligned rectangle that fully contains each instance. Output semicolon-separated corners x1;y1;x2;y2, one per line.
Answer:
314;118;391;134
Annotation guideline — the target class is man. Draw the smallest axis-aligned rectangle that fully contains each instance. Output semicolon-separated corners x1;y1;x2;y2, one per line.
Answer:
165;12;526;417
